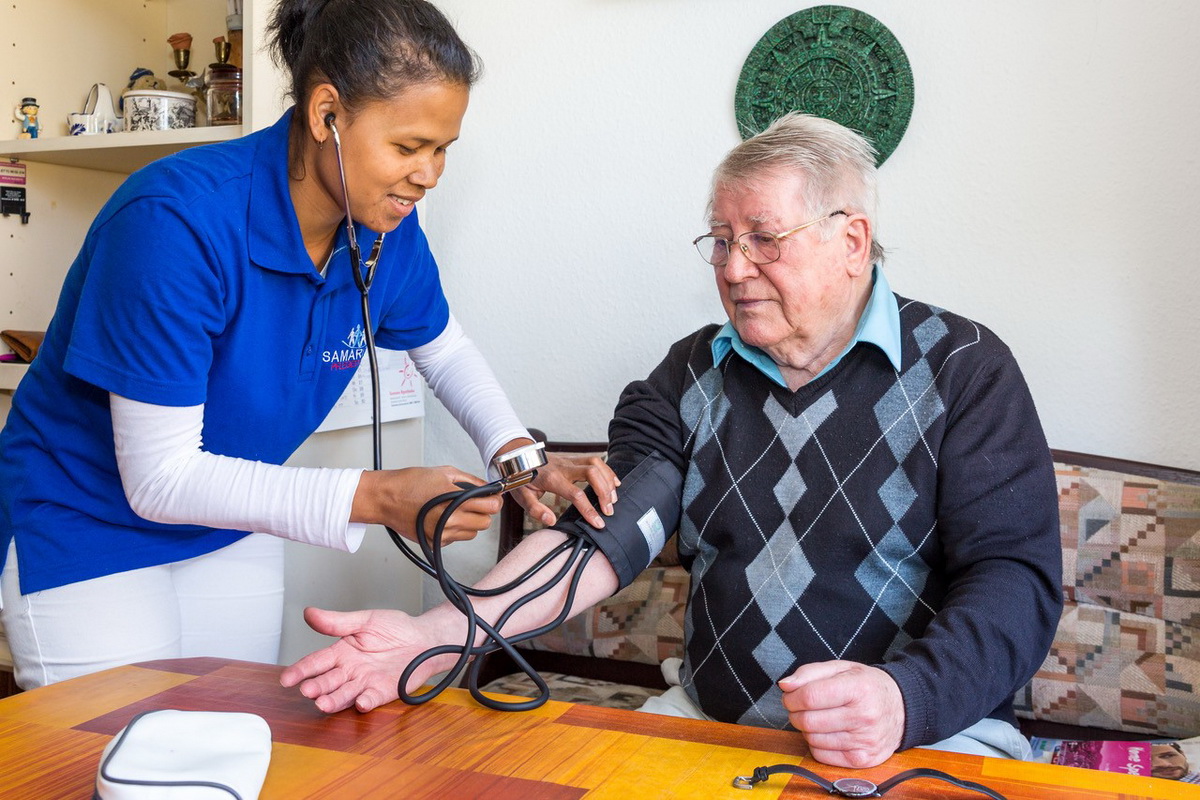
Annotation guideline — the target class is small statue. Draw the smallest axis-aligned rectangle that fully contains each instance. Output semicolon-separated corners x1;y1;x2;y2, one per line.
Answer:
120;68;169;112
14;97;39;139
126;67;169;93
168;32;196;84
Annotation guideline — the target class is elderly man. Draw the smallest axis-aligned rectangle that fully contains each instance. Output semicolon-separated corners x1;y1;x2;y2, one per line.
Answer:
282;113;1062;769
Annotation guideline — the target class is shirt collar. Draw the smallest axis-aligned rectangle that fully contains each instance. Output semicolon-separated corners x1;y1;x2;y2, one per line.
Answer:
710;264;902;387
247;108;378;280
247;109;308;275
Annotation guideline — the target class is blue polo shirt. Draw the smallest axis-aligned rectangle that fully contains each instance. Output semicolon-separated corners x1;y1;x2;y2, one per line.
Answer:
0;109;449;593
711;265;902;386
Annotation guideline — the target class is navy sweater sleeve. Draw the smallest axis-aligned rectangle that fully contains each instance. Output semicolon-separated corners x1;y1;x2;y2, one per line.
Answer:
879;346;1063;750
549;334;695;587
607;358;689;477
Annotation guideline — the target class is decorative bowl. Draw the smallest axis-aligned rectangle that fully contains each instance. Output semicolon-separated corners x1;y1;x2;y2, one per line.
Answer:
123;90;196;131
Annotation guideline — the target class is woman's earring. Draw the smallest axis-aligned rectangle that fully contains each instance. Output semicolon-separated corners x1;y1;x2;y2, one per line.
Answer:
318;138;325;151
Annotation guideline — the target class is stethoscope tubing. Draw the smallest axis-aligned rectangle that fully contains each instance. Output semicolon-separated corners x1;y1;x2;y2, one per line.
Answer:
331;121;595;711
393;482;595;710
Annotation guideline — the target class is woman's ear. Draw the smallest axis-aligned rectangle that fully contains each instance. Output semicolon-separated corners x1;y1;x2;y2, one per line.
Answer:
306;83;340;144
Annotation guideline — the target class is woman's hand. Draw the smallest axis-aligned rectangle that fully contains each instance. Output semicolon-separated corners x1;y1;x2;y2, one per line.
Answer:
501;442;620;529
352;466;503;544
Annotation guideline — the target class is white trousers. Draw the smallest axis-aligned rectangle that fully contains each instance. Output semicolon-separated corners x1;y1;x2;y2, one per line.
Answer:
0;534;284;690
639;658;1033;761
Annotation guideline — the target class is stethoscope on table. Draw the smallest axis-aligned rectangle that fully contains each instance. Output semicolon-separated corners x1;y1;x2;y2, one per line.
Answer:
325;113;597;712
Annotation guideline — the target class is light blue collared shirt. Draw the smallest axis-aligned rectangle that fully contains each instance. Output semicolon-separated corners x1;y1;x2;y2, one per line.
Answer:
710;265;902;388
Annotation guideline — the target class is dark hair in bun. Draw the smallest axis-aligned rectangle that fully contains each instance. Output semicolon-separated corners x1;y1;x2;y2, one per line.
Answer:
266;0;481;113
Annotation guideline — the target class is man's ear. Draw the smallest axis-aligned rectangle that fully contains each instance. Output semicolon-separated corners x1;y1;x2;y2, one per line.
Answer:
843;213;873;278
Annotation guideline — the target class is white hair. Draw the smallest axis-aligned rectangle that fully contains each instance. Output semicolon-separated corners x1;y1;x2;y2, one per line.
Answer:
711;112;885;263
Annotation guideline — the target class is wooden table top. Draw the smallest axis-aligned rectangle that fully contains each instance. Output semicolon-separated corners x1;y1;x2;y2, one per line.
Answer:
0;658;1192;799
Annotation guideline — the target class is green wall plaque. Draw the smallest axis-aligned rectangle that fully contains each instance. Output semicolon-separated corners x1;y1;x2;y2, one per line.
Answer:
735;6;914;165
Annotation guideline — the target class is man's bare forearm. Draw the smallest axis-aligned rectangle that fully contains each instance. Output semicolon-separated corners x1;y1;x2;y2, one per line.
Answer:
421;528;620;663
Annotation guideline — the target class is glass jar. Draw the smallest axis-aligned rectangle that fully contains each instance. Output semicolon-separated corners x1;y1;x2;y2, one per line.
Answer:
205;65;242;126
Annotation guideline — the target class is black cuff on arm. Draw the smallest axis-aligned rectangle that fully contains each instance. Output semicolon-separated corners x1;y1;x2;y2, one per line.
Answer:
553;450;683;589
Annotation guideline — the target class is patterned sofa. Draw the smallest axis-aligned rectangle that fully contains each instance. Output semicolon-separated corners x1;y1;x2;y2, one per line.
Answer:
475;436;1200;742
1015;451;1200;740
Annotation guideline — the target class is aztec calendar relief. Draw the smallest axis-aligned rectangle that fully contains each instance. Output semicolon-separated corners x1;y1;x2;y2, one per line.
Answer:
735;5;914;165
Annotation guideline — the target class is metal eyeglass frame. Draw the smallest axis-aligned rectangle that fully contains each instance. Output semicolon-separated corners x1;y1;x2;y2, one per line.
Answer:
692;210;847;267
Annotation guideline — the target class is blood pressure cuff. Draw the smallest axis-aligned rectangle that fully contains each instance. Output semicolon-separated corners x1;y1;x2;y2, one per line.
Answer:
554;449;683;589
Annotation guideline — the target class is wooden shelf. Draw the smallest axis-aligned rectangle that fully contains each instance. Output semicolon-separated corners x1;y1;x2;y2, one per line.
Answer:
0;363;30;392
1;126;244;174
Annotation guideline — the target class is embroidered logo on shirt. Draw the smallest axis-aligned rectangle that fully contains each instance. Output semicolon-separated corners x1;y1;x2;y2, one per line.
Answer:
322;325;366;371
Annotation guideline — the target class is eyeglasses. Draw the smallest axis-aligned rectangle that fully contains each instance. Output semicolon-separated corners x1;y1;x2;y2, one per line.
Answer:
693;210;847;267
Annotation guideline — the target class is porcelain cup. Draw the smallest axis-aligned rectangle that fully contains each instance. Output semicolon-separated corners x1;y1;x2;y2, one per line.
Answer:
67;112;101;135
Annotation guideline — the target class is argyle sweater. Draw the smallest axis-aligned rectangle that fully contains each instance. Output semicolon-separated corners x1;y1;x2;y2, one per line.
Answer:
602;296;1062;750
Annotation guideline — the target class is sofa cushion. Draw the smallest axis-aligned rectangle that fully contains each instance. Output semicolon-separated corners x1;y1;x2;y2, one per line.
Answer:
523;563;687;665
1056;462;1200;626
1014;461;1200;738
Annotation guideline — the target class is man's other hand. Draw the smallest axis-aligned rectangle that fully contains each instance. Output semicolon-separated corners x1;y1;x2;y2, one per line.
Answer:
778;660;905;768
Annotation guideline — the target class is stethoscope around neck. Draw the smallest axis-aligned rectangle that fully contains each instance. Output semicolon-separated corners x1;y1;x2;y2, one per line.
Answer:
325;111;388;466
326;112;384;297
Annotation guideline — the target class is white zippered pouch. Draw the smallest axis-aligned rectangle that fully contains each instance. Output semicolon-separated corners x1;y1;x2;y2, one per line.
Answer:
94;709;272;800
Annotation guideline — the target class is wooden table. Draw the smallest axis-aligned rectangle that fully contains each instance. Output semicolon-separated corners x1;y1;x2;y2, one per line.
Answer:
0;658;1191;799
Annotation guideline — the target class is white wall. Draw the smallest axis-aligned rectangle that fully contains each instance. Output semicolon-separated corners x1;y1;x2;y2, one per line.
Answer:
420;0;1200;589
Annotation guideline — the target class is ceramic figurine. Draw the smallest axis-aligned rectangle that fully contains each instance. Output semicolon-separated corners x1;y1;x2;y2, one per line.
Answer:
15;97;40;139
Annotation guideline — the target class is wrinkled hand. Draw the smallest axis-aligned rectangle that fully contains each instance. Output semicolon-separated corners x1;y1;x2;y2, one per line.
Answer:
357;466;503;545
280;607;446;714
510;451;619;529
779;661;905;768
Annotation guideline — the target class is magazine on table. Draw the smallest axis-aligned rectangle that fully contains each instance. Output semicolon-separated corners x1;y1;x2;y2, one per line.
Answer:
1030;735;1200;783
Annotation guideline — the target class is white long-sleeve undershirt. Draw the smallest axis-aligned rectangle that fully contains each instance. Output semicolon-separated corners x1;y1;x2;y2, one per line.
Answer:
111;314;528;549
407;314;530;475
112;395;368;551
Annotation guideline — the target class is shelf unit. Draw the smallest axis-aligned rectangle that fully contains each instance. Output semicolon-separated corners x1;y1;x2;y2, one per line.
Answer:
1;126;244;175
2;0;272;394
0;364;30;393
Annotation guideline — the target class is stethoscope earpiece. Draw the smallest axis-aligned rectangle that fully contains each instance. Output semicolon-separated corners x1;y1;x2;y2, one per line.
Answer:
325;109;385;293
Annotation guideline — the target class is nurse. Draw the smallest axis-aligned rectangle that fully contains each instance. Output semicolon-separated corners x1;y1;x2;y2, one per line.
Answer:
0;0;615;689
